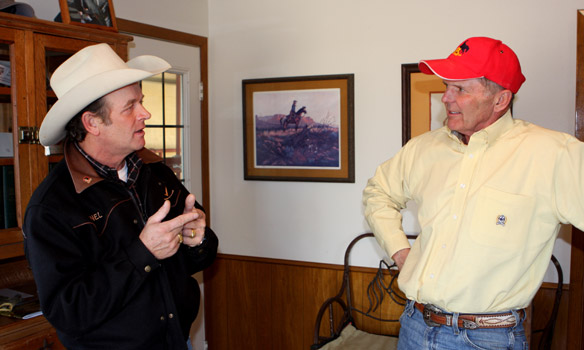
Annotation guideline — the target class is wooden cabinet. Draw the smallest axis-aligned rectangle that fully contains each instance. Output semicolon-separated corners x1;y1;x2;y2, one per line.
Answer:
1;312;64;350
0;12;132;349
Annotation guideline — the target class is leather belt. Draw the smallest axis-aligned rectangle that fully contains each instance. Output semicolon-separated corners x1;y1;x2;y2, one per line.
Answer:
414;302;523;329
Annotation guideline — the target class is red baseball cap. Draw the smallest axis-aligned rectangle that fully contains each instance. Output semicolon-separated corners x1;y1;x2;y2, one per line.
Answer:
419;37;526;93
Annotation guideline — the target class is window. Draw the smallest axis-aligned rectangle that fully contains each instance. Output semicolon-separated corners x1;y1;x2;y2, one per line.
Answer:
142;72;186;182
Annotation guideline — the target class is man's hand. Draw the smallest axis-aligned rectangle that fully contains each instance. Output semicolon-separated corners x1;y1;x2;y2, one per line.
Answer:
392;248;410;270
180;194;207;247
139;200;200;259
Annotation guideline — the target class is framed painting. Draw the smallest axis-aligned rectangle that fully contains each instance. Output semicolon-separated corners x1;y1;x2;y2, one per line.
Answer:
58;0;118;32
242;74;354;182
401;63;446;145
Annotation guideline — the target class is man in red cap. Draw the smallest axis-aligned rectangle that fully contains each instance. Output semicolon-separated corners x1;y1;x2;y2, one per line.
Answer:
363;37;584;349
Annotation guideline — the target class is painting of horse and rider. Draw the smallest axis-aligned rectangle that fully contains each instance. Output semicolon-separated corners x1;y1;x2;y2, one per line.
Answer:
243;74;354;182
252;88;341;168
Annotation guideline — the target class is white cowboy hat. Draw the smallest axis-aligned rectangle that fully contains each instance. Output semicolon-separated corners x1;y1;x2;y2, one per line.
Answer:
39;43;171;146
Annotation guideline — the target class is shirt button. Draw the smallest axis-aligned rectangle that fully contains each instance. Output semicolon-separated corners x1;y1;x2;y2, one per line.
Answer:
442;244;446;249
160;316;165;321
169;313;174;319
133;219;138;224
469;154;474;158
453;215;458;220
145;265;151;272
430;273;435;279
460;183;466;189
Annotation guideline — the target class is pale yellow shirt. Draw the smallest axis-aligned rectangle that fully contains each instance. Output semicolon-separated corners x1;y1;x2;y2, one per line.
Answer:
363;111;584;313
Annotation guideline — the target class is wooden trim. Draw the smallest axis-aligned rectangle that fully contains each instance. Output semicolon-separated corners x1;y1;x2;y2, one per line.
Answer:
216;252;398;274
218;253;344;271
116;18;207;47
541;281;570;291
115;18;210;224
577;11;584;141
218;253;569;289
0;228;24;245
568;9;584;349
205;254;567;349
569;229;584;349
12;28;26;230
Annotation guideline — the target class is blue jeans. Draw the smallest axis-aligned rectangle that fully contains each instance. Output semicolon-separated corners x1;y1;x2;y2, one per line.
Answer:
398;300;528;350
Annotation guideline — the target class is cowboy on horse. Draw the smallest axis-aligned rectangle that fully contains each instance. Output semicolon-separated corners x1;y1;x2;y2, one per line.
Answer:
281;100;307;130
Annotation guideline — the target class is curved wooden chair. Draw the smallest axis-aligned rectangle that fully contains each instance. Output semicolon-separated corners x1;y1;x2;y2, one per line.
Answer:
311;233;564;350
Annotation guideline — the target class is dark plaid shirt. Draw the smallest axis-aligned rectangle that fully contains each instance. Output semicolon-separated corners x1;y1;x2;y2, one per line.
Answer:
73;141;143;187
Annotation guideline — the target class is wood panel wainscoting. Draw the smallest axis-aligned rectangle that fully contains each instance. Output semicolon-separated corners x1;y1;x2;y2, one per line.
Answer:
204;253;569;350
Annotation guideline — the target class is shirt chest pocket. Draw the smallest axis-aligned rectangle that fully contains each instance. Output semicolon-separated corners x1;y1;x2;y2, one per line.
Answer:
469;187;535;250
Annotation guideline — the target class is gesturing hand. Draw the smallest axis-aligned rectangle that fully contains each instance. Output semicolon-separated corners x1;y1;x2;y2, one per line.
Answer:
179;194;206;247
139;200;200;259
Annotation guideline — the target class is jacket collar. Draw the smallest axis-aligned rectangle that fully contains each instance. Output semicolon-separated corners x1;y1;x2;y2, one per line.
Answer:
64;139;163;193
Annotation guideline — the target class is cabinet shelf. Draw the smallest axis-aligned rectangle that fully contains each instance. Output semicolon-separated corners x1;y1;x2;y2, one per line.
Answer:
0;158;12;166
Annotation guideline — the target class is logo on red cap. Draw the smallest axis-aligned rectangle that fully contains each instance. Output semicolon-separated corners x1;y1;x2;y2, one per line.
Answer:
452;41;469;57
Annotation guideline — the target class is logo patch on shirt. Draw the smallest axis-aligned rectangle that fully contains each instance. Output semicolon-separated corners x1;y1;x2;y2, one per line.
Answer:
83;176;92;184
496;214;507;227
89;211;103;222
164;187;174;201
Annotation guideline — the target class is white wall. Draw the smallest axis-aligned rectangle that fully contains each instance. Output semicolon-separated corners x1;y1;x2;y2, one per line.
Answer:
208;0;577;283
22;0;575;280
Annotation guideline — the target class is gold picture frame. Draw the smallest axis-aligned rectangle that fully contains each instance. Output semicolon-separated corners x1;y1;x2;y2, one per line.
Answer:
242;74;354;182
401;63;446;145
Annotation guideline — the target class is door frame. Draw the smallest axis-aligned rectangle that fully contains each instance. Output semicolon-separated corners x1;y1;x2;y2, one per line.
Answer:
568;9;584;349
116;18;211;222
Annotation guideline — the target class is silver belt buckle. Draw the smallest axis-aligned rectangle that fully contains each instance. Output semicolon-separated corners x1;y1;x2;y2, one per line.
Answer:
422;304;441;327
461;319;479;329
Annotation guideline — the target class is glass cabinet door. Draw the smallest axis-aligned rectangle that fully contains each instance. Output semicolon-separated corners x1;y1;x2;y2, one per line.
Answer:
33;35;95;168
0;43;16;230
0;27;128;260
34;35;127;164
0;26;25;259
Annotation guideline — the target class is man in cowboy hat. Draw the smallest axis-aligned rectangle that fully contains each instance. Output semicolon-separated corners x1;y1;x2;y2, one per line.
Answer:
23;43;218;350
363;36;584;349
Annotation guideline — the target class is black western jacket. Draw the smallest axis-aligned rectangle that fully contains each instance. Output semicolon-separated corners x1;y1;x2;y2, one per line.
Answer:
23;140;218;350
